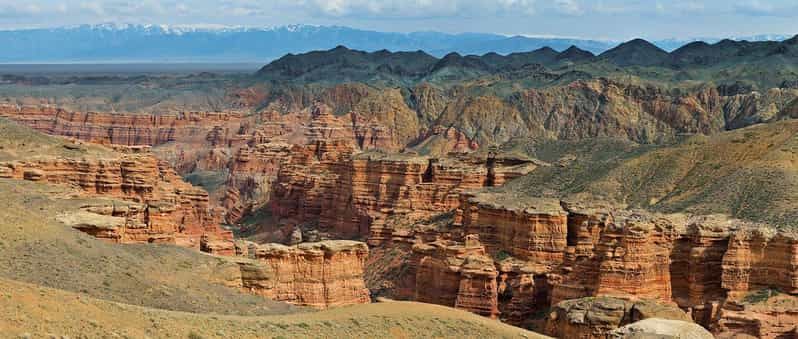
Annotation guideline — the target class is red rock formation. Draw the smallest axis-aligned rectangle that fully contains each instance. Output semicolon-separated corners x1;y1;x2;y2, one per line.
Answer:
551;211;683;305
222;141;293;222
237;240;371;309
457;193;568;262
672;216;735;325
0;146;231;249
412;236;500;318
270;150;536;241
496;260;553;327
0;104;248;147
713;295;798;339
722;228;798;299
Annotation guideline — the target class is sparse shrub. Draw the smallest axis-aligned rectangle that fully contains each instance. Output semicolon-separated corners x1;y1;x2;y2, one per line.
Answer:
494;250;511;261
187;332;204;339
744;288;780;304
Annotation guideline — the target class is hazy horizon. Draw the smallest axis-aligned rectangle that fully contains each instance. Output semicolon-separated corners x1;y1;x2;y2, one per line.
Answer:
0;1;797;41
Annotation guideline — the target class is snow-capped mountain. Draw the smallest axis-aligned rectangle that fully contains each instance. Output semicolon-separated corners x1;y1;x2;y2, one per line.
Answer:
0;24;792;63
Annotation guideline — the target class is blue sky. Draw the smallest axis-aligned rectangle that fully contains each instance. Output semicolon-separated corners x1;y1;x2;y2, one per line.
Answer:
0;0;796;40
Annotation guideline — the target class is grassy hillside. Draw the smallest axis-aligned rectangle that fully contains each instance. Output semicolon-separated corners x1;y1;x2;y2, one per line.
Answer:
498;120;798;227
0;178;299;316
0;277;544;338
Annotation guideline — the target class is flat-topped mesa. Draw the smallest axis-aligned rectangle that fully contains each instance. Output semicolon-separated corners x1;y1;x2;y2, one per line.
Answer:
236;240;371;309
412;235;500;318
0;150;230;249
457;192;568;263
722;227;798;299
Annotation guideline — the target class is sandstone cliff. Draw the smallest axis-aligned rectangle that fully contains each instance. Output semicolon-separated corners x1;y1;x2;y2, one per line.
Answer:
235;240;371;309
0;137;231;250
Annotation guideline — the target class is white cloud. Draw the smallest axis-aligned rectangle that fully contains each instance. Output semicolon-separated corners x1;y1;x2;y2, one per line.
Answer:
0;0;796;39
554;0;582;15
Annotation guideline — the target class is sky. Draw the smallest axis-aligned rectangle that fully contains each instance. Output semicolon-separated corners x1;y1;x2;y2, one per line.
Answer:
0;0;796;40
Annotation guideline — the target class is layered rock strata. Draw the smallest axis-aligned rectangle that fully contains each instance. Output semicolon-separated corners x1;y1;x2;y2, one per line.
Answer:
269;142;536;241
712;294;798;339
0;146;231;249
236;240;371;309
0;104;248;147
385;192;798;338
412;236;500;318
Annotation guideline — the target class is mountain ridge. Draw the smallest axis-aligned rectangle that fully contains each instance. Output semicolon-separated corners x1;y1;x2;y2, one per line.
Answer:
0;24;794;63
254;36;798;87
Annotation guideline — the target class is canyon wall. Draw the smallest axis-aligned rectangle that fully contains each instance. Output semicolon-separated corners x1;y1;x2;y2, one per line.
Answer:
389;192;798;337
236;240;371;309
0;104;248;148
0;145;232;251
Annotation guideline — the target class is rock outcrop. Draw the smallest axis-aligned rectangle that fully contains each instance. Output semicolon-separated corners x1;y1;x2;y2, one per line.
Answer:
0;104;248;147
412;236;500;318
722;228;798;299
370;190;797;338
544;296;692;339
457;193;568;263
236;240;371;309
712;294;798;339
610;318;714;339
268;119;535;241
0;146;231;249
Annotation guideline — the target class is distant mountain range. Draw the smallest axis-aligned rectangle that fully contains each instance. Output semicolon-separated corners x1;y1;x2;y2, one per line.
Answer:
255;35;798;90
0;24;794;63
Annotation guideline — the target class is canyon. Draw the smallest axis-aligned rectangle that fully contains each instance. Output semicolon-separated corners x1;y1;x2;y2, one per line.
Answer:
3;100;797;337
2;47;798;338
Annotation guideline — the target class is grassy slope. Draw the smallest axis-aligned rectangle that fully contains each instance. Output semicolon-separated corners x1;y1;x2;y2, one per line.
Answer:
0;277;544;339
0;179;299;316
0;118;298;315
0;117;115;161
500;120;798;226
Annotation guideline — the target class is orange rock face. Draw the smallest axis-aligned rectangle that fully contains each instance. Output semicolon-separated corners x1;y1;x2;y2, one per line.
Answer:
376;191;796;338
457;193;568;263
267;116;534;241
549;210;682;306
713;295;798;339
0;146;231;250
0;104;248;147
237;240;371;309
412;236;499;318
722;228;798;299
